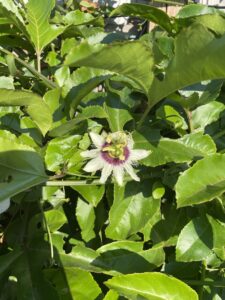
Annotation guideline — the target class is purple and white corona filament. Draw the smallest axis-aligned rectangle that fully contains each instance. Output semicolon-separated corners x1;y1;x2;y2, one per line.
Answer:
81;131;150;186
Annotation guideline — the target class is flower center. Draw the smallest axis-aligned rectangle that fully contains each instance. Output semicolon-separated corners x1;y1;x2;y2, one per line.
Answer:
100;132;130;165
102;143;126;160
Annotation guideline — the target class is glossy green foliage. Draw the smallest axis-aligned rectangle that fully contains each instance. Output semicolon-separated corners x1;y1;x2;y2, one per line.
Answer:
65;41;154;95
110;3;173;33
149;16;225;104
26;0;64;54
105;273;199;300
176;154;225;207
176;214;225;262
0;89;52;135
0;2;225;299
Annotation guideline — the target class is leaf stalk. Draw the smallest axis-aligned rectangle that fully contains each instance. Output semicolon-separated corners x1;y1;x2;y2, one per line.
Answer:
0;47;57;89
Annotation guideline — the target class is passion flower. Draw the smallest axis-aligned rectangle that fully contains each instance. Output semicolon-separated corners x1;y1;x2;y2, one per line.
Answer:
81;131;150;186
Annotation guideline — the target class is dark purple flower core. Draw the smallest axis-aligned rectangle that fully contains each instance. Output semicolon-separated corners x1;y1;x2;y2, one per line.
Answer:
101;143;130;166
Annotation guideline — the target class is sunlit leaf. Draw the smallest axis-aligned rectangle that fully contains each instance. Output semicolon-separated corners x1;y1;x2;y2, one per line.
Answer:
192;101;225;130
65;41;154;95
104;93;133;132
105;272;198;300
106;182;160;240
176;215;225;262
72;185;105;206
176;154;225;207
0;89;52;135
133;130;216;166
0;0;27;35
76;198;96;242
26;0;64;54
150;19;225;105
45;267;102;300
110;3;173;33
45;135;81;172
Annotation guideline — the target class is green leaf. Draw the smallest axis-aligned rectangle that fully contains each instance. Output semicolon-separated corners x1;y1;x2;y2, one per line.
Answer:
106;182;160;240
13;251;58;300
26;0;64;54
28;210;66;239
152;181;165;200
156;104;188;131
45;135;81;172
44;88;66;129
97;241;165;274
45;210;67;232
149;20;225;105
63;10;102;26
45;267;102;300
176;4;218;19
76;198;96;242
0;76;14;89
0;139;47;202
133;130;216;167
54;242;111;274
52;235;163;276
98;241;143;253
0;0;27;36
105;272;198;300
175;80;223;109
0;89;52;135
104;93;132;132
64;67;112;116
176;215;225;262
72;185;105;206
176;154;225;207
103;290;120;300
192;101;225;130
49;105;107;137
45;50;60;67
176;10;225;36
1;238;58;300
151;203;188;247
110;3;173;33
0;250;22;274
54;66;70;87
65;41;154;95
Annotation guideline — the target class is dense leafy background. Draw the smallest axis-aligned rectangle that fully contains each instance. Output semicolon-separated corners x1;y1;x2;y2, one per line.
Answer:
0;0;225;299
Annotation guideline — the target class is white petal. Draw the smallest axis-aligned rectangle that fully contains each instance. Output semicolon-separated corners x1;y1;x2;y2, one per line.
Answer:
113;167;124;186
130;149;150;161
89;132;105;148
100;164;113;184
0;198;10;214
83;157;104;173
81;149;99;158
124;164;140;182
127;136;134;149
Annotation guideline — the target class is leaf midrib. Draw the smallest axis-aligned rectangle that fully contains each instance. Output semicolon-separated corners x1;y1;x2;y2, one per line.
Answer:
0;161;47;178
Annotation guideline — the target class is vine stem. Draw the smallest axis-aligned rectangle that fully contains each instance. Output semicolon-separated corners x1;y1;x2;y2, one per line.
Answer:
199;260;207;300
46;179;102;186
40;204;54;266
46;171;163;186
184;279;225;288
185;108;194;133
36;51;41;73
0;47;56;89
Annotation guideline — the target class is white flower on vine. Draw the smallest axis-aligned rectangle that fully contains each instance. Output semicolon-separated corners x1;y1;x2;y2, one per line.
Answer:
81;131;150;186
